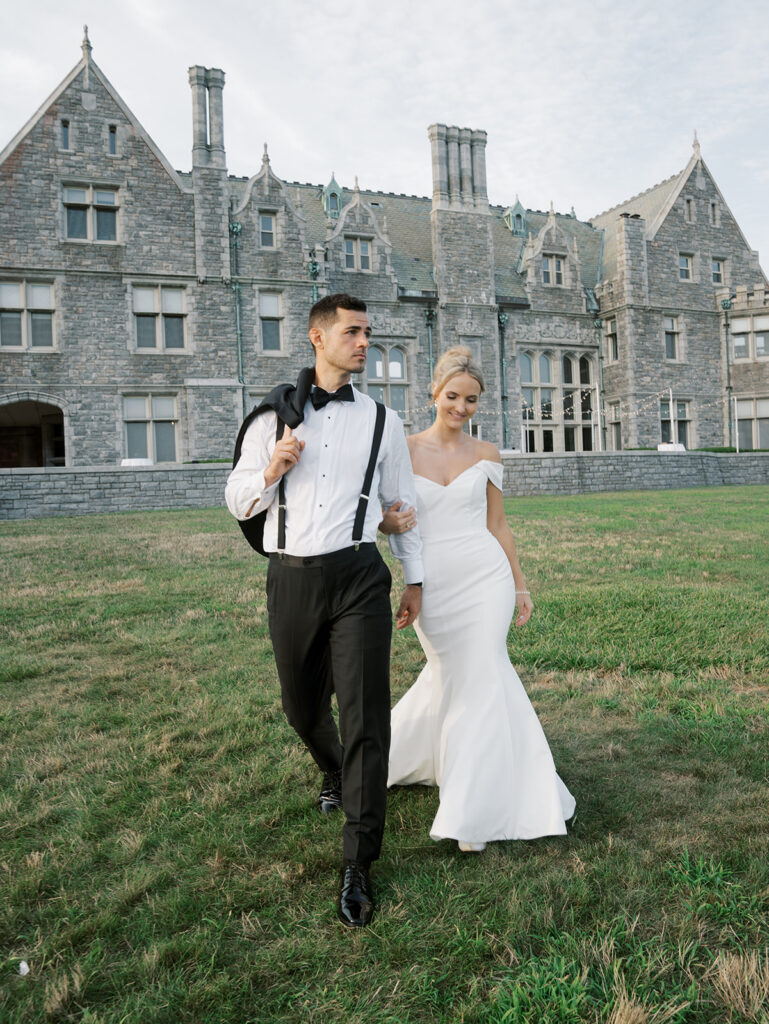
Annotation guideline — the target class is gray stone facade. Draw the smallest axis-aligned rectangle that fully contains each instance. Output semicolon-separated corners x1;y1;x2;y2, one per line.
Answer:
1;34;768;473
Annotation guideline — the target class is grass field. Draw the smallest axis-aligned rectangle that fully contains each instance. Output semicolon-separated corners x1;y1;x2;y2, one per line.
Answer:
1;486;768;1023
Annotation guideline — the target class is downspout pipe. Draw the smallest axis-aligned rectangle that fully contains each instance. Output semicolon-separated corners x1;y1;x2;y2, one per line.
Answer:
594;317;606;451
497;310;509;449
424;307;437;421
721;296;735;448
229;215;248;419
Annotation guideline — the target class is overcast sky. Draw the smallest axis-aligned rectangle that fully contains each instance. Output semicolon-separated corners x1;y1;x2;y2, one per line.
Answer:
2;0;768;272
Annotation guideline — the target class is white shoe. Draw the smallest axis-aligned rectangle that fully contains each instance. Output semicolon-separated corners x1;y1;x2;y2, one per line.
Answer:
458;841;486;853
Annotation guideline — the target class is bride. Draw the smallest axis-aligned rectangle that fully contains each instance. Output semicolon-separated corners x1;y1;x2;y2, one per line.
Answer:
383;347;575;852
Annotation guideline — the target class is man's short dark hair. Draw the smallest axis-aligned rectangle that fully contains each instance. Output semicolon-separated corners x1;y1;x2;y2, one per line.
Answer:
309;293;367;331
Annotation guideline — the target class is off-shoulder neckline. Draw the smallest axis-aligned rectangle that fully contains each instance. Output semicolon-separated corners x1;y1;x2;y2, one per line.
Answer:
413;458;499;488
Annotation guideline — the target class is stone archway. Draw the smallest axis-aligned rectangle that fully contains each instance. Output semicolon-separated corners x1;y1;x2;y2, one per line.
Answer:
0;399;66;467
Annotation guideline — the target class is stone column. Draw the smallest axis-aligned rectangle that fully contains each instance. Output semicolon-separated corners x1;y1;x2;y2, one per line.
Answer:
459;128;473;208
471;130;488;209
188;65;209;167
428;124;449;209
446;126;460;208
206;68;226;168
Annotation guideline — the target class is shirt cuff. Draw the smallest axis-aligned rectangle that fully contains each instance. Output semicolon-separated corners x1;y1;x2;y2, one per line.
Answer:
399;557;424;587
234;471;279;520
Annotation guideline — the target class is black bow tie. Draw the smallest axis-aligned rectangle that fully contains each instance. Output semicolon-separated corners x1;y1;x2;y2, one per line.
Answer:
311;383;355;410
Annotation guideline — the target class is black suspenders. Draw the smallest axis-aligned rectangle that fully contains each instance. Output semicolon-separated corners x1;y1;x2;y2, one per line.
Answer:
276;401;386;555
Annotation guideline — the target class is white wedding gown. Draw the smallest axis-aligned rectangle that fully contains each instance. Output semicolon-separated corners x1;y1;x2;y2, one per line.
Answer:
388;460;575;844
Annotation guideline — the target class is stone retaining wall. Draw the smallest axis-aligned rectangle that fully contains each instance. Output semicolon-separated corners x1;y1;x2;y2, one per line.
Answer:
2;452;768;520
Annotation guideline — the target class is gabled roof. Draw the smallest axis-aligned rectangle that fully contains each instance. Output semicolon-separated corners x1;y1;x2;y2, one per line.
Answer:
590;137;764;284
0;35;190;193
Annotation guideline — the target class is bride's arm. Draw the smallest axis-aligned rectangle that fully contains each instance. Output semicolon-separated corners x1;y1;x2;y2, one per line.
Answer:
486;477;534;627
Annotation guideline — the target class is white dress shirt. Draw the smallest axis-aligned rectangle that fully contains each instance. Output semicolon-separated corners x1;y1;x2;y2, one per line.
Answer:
225;387;423;584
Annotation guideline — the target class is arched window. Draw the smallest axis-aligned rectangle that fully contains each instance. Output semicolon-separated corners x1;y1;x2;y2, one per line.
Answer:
520;352;533;383
562;356;574;384
539;354;551;384
366;345;408;419
514;214;522;231
367;346;384;381
579;356;592;384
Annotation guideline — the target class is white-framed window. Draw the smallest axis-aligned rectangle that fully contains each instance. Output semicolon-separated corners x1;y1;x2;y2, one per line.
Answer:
133;286;186;351
609;401;622;450
64;185;119;241
0;281;55;349
712;258;724;285
664;316;679;361
678;254;693;281
661;398;689;446
345;237;371;271
259;292;283;352
736;398;769;450
123;394;177;462
606;318;618;362
259;212;276;248
541;254;564;286
756;330;769;359
366;344;408;418
521;351;555;452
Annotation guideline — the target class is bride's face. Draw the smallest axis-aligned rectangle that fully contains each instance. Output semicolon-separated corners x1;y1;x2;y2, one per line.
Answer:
433;372;481;428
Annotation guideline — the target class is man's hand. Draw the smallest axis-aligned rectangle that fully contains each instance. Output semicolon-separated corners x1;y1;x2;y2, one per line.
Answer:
264;424;306;487
395;584;422;630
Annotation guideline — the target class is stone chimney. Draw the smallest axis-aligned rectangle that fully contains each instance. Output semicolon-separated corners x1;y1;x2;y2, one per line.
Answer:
188;66;226;168
188;65;230;282
428;123;488;212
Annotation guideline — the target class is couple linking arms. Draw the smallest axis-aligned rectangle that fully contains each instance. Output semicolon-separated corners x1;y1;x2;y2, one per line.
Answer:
225;293;574;929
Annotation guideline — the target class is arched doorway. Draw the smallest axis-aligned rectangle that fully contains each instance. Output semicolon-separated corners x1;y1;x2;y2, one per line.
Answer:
0;400;66;467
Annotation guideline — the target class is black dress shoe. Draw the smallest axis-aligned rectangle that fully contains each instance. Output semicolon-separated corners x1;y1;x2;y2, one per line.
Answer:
338;861;374;928
318;769;342;813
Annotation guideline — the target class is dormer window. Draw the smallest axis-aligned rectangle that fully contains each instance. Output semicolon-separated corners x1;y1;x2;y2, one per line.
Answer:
345;237;371;271
324;175;343;219
542;254;564;286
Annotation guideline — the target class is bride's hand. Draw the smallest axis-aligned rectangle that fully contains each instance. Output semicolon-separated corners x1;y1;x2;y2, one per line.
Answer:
515;592;533;627
379;500;417;535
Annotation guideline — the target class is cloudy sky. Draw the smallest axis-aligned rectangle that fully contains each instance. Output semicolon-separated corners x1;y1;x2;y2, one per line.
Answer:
2;0;768;270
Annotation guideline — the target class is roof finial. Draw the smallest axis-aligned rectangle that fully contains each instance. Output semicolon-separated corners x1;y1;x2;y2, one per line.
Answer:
693;129;701;161
262;143;270;166
81;25;92;88
354;175;360;194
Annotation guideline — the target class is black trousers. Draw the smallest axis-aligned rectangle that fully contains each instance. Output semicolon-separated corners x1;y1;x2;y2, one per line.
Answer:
266;543;393;865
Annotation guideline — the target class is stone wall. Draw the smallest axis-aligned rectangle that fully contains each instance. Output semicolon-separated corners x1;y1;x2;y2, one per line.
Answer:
2;452;768;520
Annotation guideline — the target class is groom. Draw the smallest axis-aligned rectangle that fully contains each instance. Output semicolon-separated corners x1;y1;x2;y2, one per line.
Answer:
225;293;423;927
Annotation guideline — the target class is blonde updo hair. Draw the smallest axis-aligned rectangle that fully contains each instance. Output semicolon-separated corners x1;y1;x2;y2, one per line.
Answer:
432;346;485;398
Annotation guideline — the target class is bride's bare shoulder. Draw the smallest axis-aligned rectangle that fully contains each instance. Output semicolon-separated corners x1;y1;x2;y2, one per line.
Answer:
406;430;431;455
474;439;502;464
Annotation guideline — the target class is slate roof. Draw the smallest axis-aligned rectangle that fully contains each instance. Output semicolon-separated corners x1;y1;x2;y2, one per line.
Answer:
590;169;686;283
219;173;604;300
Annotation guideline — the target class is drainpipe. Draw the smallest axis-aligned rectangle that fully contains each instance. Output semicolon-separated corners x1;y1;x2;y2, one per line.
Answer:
497;310;509;449
721;295;735;447
424;307;437;421
594;316;606;451
229;216;247;419
308;248;321;304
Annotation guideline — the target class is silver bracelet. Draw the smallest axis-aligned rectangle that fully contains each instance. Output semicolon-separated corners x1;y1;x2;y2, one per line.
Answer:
516;589;530;595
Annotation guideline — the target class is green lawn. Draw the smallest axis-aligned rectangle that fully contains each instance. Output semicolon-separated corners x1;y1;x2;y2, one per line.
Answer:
1;486;768;1023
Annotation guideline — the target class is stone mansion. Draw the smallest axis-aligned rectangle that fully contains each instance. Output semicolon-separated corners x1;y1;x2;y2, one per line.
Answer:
1;31;768;469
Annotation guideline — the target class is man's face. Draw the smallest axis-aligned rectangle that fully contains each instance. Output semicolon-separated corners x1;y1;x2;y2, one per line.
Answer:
311;308;371;376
